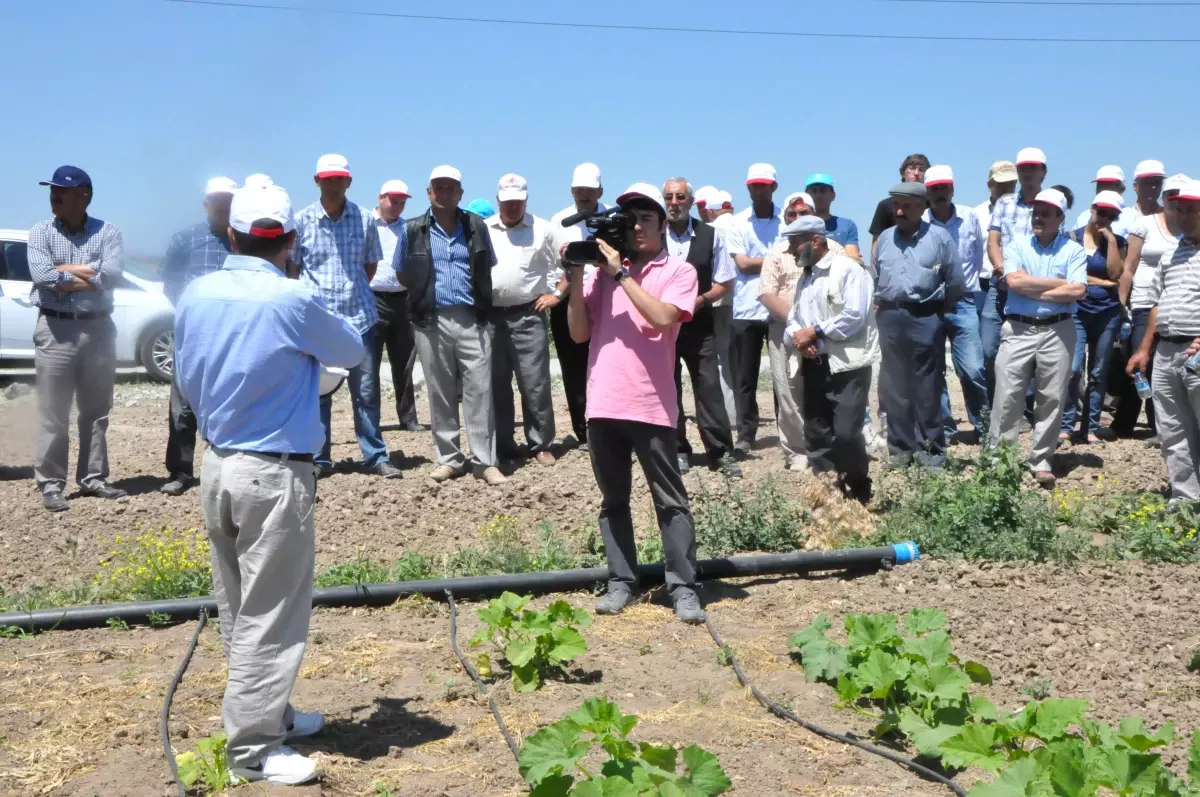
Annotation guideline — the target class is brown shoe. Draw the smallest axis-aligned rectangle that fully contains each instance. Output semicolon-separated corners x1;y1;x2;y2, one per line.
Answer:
534;451;556;466
430;464;466;483
1033;470;1056;489
477;466;508;486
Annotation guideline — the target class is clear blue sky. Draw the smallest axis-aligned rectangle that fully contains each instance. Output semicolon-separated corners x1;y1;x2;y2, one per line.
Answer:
3;0;1198;256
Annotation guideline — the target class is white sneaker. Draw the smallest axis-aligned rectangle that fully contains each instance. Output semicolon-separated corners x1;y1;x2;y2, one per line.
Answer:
230;746;319;786
786;456;809;472
285;711;324;740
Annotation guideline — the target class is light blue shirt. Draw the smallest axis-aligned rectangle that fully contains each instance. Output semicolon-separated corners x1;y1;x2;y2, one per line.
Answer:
823;216;860;249
728;204;783;321
393;210;488;309
175;254;365;455
1002;233;1088;318
873;222;964;305
924;204;985;292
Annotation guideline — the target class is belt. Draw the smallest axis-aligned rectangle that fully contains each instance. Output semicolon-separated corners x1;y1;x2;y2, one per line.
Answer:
491;300;538;315
207;444;314;463
876;299;943;316
40;308;111;321
1008;313;1071;327
1157;334;1197;344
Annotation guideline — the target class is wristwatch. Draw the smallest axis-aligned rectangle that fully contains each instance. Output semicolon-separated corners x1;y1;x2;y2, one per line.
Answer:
614;267;631;284
552;288;565;300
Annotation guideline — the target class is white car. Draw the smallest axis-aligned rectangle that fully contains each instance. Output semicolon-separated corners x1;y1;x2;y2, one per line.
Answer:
0;229;176;381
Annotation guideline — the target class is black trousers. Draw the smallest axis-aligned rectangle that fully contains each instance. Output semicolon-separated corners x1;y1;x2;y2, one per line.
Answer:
674;321;734;462
801;358;872;503
165;375;196;478
588;418;697;595
731;319;771;445
371;291;418;425
550;300;590;442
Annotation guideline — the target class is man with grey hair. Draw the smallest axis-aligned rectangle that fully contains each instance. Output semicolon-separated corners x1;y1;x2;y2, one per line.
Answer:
873;181;964;468
662;177;740;476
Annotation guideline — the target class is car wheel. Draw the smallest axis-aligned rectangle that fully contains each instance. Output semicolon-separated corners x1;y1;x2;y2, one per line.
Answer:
140;324;175;382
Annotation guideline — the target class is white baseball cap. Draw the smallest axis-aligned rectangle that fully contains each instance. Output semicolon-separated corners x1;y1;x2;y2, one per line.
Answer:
1092;190;1125;211
497;173;528;201
746;163;777;186
205;177;237;196
1092;165;1125;184
1033;188;1068;214
1135;160;1166;180
694;185;717;207
315;154;351;179
616;182;667;215
1171;180;1200;202
712;190;733;210
1016;147;1047;167
230;183;295;237
924;165;954;187
379;179;410;198
1164;174;1192;193
784;191;813;209
244;173;273;189
430;165;462;184
571;162;602;189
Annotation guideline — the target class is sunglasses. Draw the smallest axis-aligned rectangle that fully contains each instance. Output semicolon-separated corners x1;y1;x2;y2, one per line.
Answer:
663;193;690;201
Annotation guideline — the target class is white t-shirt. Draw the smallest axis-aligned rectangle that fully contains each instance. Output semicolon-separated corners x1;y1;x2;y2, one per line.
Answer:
1130;212;1178;310
708;213;738;306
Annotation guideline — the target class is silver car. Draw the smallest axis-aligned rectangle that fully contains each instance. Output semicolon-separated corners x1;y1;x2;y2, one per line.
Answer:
0;229;176;381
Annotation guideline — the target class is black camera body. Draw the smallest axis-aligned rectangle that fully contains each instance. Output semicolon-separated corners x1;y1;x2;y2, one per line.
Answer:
562;207;634;265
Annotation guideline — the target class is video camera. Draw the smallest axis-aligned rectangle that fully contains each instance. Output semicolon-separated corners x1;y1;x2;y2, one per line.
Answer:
560;207;634;265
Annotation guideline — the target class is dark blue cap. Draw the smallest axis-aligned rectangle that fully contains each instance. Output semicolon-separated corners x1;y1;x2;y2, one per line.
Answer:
39;166;92;188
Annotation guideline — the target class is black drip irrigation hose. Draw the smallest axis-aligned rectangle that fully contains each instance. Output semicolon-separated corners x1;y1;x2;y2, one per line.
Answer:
703;615;966;797
160;609;208;797
445;590;521;765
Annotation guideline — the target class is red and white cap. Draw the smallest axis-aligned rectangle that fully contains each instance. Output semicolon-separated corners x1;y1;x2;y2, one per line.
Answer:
1170;180;1200;202
746;163;777;185
497;173;528;201
571;162;602;189
315;154;351;179
712;190;733;210
694;185;718;208
430;165;462;184
205;177;237;196
1016;147;1047;167
1135;160;1166;180
230;183;295;238
1165;174;1192;193
379;179;410;198
784;191;813;209
244;173;273;189
1092;165;1125;184
616;182;667;215
1033;188;1068;213
1092;190;1125;211
924;165;954;187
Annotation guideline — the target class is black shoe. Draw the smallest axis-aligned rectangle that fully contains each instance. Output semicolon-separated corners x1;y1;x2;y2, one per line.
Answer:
317;464;334;479
734;439;753;456
160;473;195;496
80;483;127;500
372;460;403;479
717;455;743;479
43;490;68;512
400;421;424;433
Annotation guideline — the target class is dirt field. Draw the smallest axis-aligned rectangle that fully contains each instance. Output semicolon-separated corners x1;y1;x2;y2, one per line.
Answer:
0;374;1189;797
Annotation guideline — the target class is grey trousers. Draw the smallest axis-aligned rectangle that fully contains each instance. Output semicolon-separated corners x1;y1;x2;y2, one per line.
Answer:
201;446;316;769
988;318;1076;473
767;321;807;465
713;305;738;425
33;314;117;494
1151;340;1200;501
490;304;555;456
412;305;497;469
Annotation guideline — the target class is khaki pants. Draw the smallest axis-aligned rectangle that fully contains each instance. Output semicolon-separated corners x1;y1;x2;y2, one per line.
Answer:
767;321;806;465
1151;340;1200;501
201;447;316;768
988;318;1076;472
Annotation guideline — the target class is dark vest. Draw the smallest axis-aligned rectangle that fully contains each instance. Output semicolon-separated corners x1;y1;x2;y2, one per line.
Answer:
680;218;716;332
402;209;493;326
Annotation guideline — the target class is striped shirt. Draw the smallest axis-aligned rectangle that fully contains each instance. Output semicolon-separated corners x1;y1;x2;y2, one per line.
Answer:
161;222;232;305
1148;237;1200;336
293;200;382;333
393;210;488;309
924;204;985;291
26;216;123;313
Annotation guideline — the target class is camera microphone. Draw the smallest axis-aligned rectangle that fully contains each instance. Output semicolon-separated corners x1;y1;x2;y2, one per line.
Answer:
559;208;593;228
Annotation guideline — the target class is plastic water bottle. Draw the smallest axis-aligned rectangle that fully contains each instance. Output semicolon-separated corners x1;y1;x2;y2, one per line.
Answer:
1187;352;1200;375
1134;371;1153;399
1120;321;1132;342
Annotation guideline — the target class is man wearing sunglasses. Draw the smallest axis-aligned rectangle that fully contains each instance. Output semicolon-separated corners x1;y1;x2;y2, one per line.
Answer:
988;188;1087;489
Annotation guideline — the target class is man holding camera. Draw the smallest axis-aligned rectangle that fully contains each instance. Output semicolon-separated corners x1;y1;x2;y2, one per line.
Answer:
566;183;705;624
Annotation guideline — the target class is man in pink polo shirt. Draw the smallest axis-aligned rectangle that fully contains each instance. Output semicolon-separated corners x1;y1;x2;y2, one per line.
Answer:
565;182;704;623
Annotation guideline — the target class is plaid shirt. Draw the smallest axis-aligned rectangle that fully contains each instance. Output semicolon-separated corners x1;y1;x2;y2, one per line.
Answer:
26;216;123;313
293;200;382;332
161;222;232;304
987;192;1036;251
758;238;847;308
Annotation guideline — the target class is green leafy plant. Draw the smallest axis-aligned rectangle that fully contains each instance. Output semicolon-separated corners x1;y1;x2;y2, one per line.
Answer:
106;617;131;632
469;592;591;692
313;557;392;587
518;697;732;796
0;625;30;639
146;611;171;628
175;731;233;794
692;475;809;556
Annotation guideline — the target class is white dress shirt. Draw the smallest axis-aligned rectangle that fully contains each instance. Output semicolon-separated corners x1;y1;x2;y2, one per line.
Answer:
550;202;608;284
708;213;738;306
728;205;783;322
665;219;737;284
487;212;558;307
784;251;873;349
370;210;406;293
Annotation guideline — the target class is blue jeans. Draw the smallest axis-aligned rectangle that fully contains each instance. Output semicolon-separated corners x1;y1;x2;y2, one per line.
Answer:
979;282;1004;407
318;329;388;468
940;295;989;437
1060;306;1122;436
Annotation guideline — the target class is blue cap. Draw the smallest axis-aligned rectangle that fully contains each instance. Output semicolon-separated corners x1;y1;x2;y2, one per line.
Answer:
465;198;495;219
805;173;833;189
39;165;92;189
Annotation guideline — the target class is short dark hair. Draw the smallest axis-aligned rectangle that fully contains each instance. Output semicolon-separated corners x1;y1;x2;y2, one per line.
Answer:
232;221;294;259
900;154;931;176
1052;184;1075;210
621;197;666;221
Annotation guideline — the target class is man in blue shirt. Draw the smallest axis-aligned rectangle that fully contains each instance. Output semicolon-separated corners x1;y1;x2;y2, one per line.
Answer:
987;188;1087;488
175;182;365;786
804;173;862;261
158;177;236;496
293;154;398;478
873;182;965;467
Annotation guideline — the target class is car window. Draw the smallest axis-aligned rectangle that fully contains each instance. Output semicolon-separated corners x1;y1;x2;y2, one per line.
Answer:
0;242;32;282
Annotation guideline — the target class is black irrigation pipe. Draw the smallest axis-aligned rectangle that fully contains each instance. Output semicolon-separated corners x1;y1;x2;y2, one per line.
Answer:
703;616;967;797
160;609;208;797
445;590;522;765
